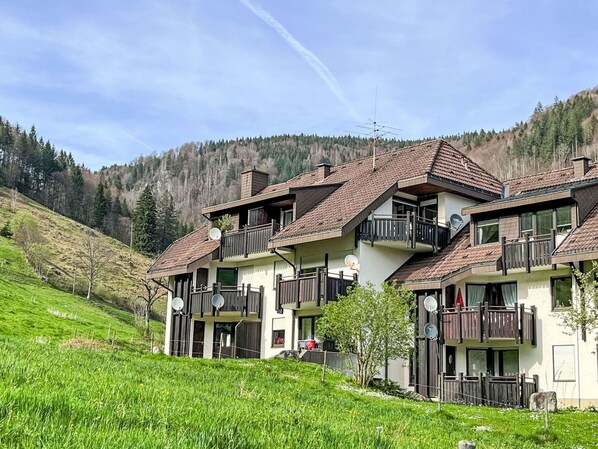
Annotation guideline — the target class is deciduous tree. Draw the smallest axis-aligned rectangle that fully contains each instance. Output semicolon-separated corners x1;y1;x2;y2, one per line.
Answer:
77;230;110;299
318;281;415;387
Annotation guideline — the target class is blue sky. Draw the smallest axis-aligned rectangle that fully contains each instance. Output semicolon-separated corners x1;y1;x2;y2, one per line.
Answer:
1;1;597;170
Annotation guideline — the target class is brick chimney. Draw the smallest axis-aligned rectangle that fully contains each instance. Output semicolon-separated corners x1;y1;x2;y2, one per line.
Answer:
240;168;269;199
316;161;332;181
572;156;590;179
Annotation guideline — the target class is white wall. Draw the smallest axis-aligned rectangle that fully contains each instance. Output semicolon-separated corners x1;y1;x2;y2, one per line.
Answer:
163;276;175;355
357;242;413;288
438;192;477;238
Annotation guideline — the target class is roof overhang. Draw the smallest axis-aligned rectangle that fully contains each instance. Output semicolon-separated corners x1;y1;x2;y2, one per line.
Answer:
398;174;501;202
463;190;572;215
146;251;216;279
400;260;500;291
552;250;598;265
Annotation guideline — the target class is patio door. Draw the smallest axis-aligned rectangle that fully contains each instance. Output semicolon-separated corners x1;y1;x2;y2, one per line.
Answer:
213;322;237;359
192;321;205;358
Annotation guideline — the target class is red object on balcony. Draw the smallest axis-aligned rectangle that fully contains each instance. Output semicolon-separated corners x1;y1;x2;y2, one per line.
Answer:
305;340;316;350
455;288;464;308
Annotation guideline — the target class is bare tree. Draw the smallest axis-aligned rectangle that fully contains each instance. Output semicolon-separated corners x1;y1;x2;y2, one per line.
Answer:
77;230;110;299
137;278;166;335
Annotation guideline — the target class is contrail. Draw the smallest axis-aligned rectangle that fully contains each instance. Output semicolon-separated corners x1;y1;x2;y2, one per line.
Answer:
121;131;158;153
239;0;362;122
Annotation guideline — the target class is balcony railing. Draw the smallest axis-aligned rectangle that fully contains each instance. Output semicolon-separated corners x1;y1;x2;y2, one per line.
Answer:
220;221;280;260
356;213;450;249
442;303;536;345
190;283;263;317
276;269;357;310
441;373;539;408
501;232;555;274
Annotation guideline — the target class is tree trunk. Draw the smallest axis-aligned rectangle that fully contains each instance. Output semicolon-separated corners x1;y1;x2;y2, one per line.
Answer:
145;304;151;335
86;281;92;299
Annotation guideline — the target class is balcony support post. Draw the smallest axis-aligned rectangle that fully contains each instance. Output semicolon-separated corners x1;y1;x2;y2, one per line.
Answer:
370;211;375;247
245;283;250;317
411;212;417;249
213;283;220;316
524;233;531;273
295;271;301;309
478;304;484;343
518;373;525;408
276;274;283;314
243;225;248;258
433;217;439;253
457;304;463;344
484;301;490;342
518;303;524;344
258;285;264;319
501;236;507;275
551;229;557;270
316;268;322;307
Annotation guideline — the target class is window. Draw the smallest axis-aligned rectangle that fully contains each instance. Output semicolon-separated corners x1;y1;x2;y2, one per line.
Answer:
217;268;238;286
465;282;517;307
419;198;438;221
519;206;572;237
272;318;285;348
556;206;572;232
392;198;416;216
552;276;572;309
299;316;318;340
281;208;294;228
553;345;575;381
467;348;519;376
476;218;499;244
272;329;285;347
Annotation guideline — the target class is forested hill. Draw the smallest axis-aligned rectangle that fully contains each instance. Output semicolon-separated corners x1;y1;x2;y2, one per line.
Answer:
1;86;598;247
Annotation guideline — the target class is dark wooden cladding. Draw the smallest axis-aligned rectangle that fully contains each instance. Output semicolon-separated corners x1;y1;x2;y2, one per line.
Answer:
170;273;193;357
276;269;357;309
501;233;555;274
357;214;450;248
190;284;263;317
441;373;539;408
442;304;536;344
235;321;261;359
220;221;279;259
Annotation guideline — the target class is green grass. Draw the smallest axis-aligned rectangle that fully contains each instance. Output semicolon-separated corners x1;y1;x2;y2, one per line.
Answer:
0;235;163;349
0;338;596;449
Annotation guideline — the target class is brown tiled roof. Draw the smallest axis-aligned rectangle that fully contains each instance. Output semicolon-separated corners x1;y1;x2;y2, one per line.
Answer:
147;226;219;277
387;228;501;287
506;164;598;195
269;140;502;246
553;203;598;260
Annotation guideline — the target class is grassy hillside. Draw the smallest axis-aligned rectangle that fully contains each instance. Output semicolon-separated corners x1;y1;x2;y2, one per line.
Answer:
0;337;596;449
0;187;164;317
0;234;163;347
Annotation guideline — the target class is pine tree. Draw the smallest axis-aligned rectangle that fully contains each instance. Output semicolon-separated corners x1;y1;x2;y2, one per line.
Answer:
133;186;157;256
156;191;177;252
93;181;108;229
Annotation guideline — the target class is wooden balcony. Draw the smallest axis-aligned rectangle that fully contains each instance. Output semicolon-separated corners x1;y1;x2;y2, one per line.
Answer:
356;213;450;249
442;303;536;345
276;269;357;310
190;284;263;317
501;232;555;274
220;221;280;260
441;373;539;408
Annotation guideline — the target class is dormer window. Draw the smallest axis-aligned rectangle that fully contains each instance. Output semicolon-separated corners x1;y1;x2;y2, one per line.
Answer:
520;206;571;237
281;208;294;228
476;218;499;245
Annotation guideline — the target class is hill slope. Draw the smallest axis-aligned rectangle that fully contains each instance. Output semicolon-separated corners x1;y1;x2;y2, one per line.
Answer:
0;234;163;346
0;188;164;318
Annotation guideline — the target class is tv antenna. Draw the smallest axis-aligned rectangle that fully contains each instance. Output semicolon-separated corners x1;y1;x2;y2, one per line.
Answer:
353;89;402;171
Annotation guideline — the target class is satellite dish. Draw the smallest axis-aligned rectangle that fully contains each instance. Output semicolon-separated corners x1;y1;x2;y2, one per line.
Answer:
209;227;222;241
171;297;184;312
423;295;438;313
211;294;225;309
344;254;359;269
449;214;464;230
424;323;438;340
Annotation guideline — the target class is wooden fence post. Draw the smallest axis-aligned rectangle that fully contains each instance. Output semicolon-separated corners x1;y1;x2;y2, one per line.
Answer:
316;267;322;307
501;236;507;275
524;233;531;273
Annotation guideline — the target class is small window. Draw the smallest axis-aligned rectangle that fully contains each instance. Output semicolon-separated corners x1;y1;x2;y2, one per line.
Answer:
520;212;533;235
476;218;499;245
281;209;294;228
272;329;285;347
552;276;572;309
217;268;238;286
556;206;571;233
467;349;488;375
536;209;552;236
